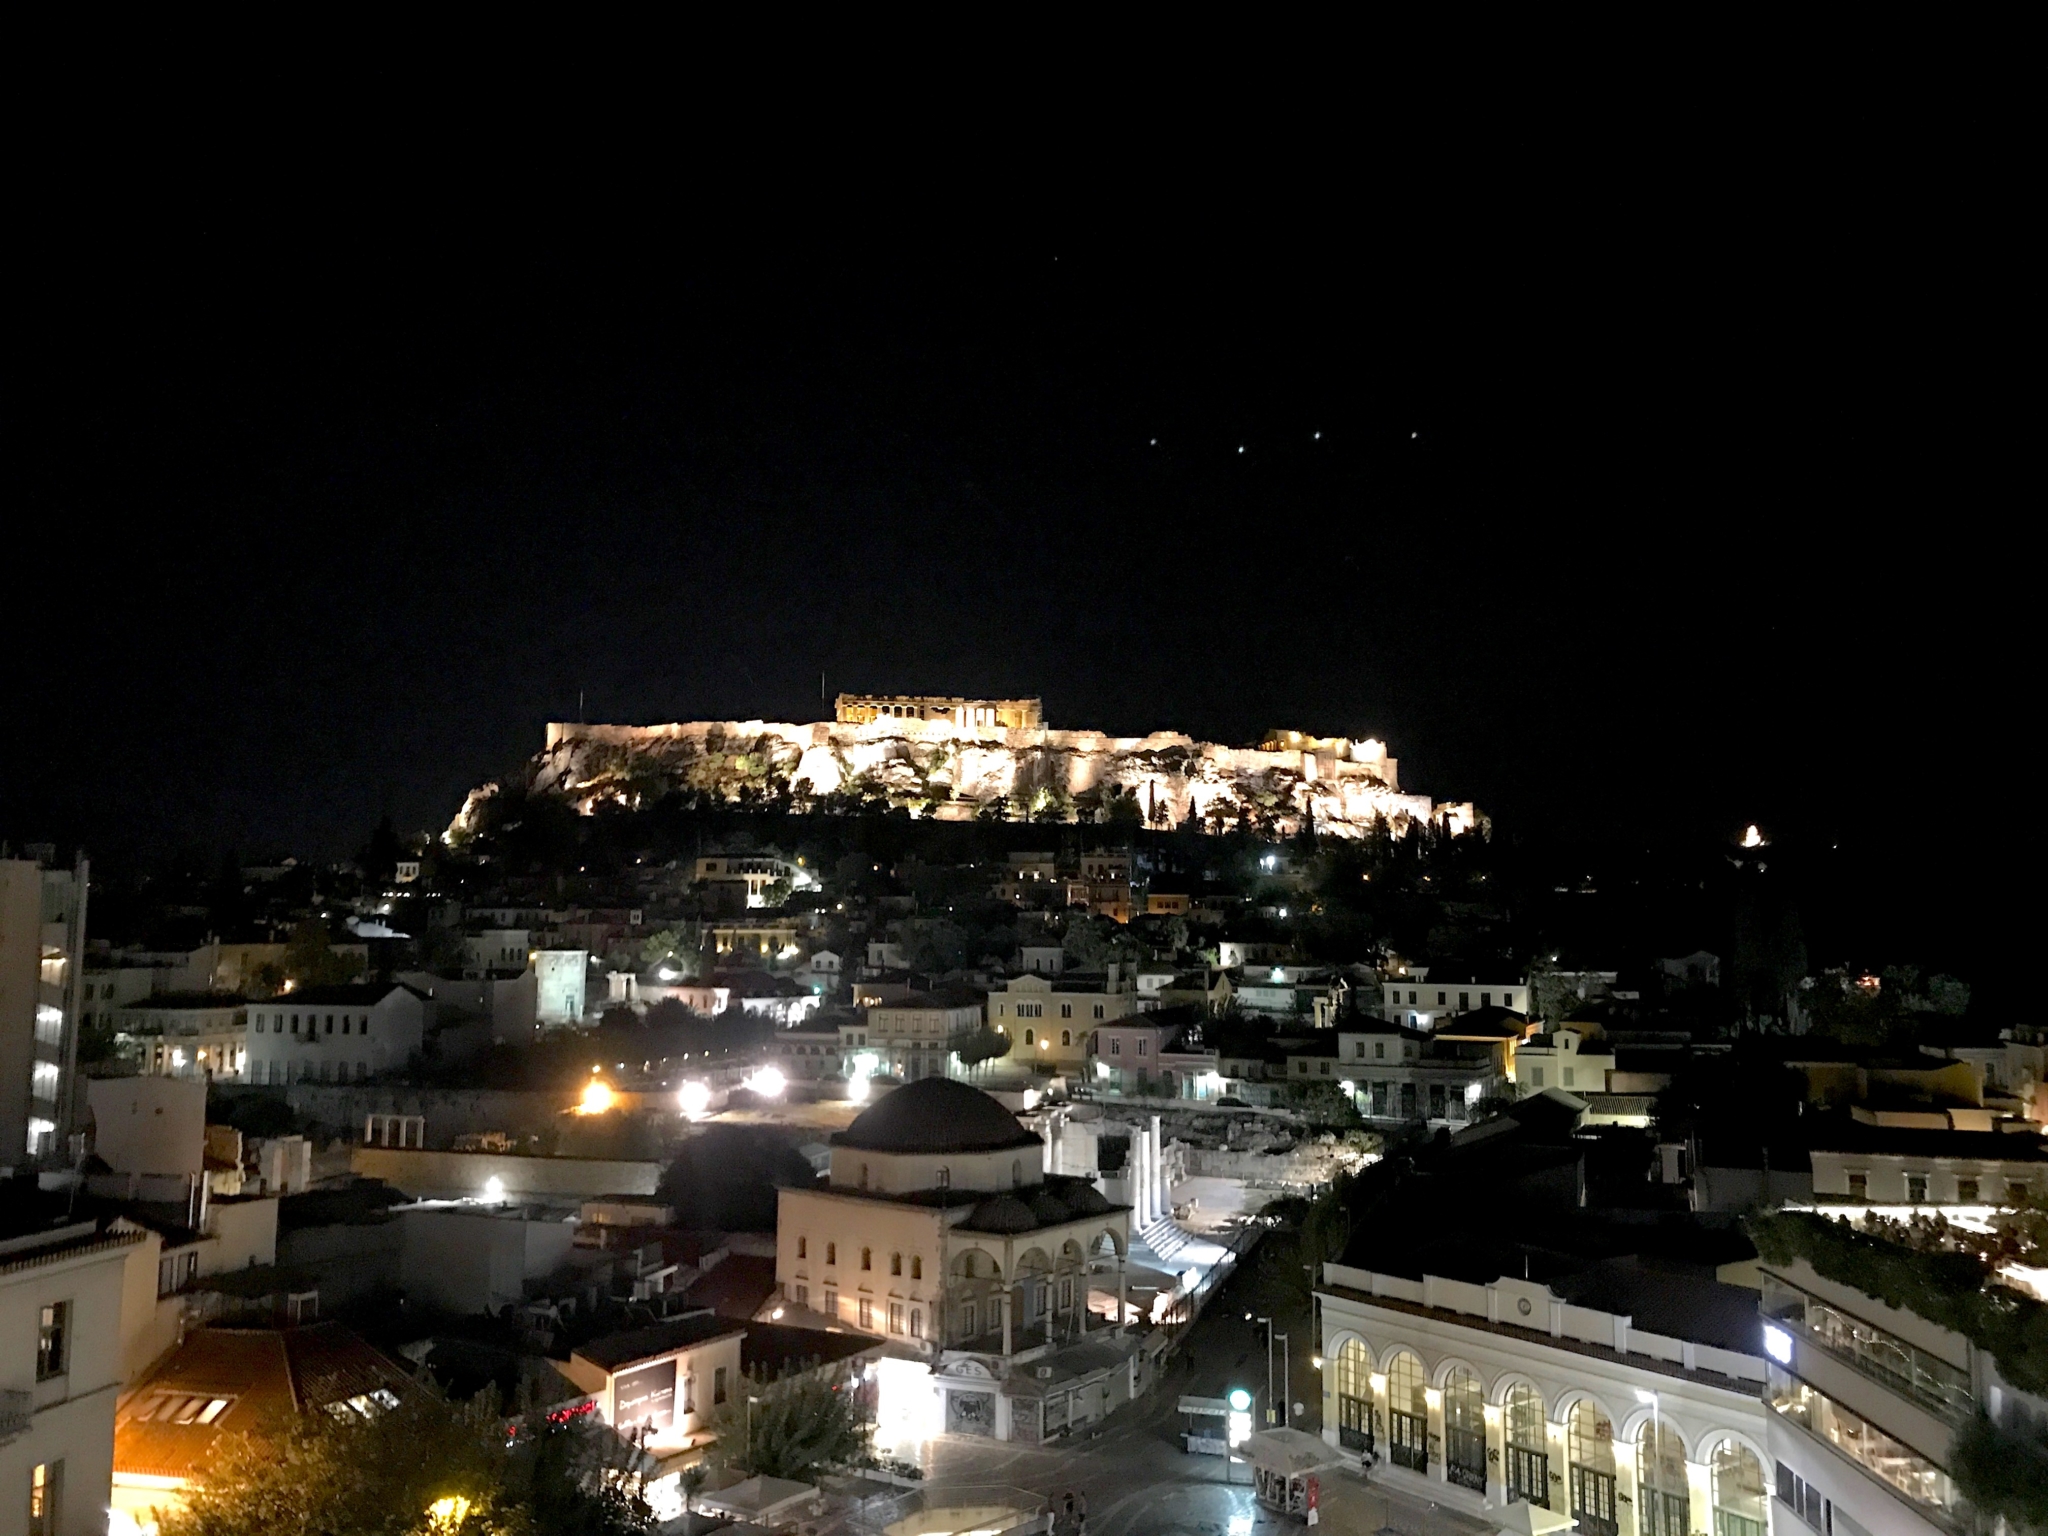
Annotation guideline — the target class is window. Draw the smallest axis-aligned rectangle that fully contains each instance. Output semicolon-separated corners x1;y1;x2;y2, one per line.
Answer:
1061;1030;1071;1046
1374;1041;1385;1059
1776;1463;1825;1530
1011;1159;1022;1186
797;1236;807;1259
859;1164;869;1189
1110;1039;1121;1056
1093;1004;1104;1019
910;1308;923;1338
794;1284;808;1306
360;1015;370;1036
1024;1029;1034;1046
889;1301;905;1334
1482;992;1492;1007
1562;1067;1575;1088
342;1017;351;1034
256;1016;266;1032
859;1297;874;1329
29;1460;61;1536
1711;1442;1767;1536
1907;1174;1929;1203
1459;992;1470;1009
291;1014;300;1033
861;1247;872;1271
1529;1067;1545;1088
1847;1172;1867;1201
936;1168;949;1189
326;1015;335;1033
714;1366;728;1405
826;1243;837;1265
823;1288;837;1316
891;1252;902;1276
1637;1422;1688;1535
1958;1177;1979;1203
1061;1004;1072;1018
158;1250;198;1297
1320;1061;1331;1076
911;1255;923;1280
37;1301;69;1379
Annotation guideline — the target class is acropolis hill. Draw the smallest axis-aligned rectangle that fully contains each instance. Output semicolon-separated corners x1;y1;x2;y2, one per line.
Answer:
449;695;1480;841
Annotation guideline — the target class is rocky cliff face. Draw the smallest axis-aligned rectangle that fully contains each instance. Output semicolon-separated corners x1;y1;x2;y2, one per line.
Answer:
447;718;1480;842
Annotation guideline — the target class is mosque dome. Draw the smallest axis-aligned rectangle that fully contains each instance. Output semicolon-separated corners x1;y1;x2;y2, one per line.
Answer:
831;1077;1042;1156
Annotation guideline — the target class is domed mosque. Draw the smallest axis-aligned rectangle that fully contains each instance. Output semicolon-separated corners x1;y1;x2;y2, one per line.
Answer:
774;1077;1138;1443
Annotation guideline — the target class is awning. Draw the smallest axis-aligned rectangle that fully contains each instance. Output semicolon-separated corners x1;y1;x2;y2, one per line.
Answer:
1240;1428;1344;1477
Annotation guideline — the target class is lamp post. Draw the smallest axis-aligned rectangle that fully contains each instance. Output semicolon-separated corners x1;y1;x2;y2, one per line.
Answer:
747;1394;763;1471
1249;1313;1275;1425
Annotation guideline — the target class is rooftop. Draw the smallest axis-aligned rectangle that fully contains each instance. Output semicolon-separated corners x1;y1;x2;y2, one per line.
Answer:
570;1312;745;1373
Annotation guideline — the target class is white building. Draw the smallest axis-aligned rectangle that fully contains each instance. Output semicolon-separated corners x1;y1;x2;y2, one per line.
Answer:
775;1078;1139;1444
112;994;248;1081
0;852;89;1164
1758;1214;2041;1536
1382;976;1529;1028
1318;1255;1772;1535
1513;1029;1616;1096
850;989;986;1082
1;1204;142;1536
463;928;531;978
243;983;430;1085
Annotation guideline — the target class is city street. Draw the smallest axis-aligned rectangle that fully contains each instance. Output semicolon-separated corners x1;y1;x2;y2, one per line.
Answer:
906;1238;1492;1536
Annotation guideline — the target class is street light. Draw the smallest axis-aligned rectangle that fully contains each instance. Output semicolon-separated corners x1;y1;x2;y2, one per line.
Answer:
1253;1315;1277;1425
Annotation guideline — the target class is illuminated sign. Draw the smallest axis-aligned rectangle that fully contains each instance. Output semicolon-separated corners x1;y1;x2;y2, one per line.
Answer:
613;1358;676;1434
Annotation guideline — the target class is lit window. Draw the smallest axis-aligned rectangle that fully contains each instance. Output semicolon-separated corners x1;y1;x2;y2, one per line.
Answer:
37;1301;69;1379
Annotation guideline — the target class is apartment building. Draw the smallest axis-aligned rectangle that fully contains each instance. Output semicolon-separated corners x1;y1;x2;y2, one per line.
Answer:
0;852;89;1164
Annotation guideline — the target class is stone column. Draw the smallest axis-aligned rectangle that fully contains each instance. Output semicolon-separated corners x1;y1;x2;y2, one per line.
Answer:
1133;1128;1151;1224
1152;1116;1168;1217
1001;1286;1013;1356
1117;1254;1128;1330
1613;1436;1639;1536
1426;1388;1446;1485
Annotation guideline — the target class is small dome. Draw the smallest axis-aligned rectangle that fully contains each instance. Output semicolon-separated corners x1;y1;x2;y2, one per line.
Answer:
832;1077;1043;1156
1026;1188;1071;1224
965;1196;1039;1234
1058;1182;1112;1215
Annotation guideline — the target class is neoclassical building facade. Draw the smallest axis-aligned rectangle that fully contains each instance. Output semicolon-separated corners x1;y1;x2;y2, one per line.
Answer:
1318;1259;1775;1536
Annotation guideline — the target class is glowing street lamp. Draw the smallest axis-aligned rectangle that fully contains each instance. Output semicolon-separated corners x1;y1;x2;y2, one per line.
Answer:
742;1065;787;1099
678;1080;712;1118
577;1079;615;1115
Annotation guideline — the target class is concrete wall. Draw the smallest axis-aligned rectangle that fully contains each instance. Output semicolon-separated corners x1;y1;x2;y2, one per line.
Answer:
353;1146;661;1201
87;1076;207;1176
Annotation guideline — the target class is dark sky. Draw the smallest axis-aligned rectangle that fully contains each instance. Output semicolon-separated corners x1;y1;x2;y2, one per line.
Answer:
10;228;2025;892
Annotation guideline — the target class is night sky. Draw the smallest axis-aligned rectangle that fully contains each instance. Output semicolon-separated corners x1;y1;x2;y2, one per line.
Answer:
11;233;2025;948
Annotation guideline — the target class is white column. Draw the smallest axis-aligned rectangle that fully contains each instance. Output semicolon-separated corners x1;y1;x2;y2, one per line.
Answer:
1136;1129;1153;1224
1151;1117;1167;1219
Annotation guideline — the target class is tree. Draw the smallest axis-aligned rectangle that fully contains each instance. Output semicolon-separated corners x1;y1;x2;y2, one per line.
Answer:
282;918;363;990
953;1025;1013;1077
157;1384;650;1536
706;1367;869;1482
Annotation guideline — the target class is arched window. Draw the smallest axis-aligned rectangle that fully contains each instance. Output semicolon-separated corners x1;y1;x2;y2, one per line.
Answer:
1637;1422;1688;1536
937;1167;950;1188
911;1255;922;1280
1443;1367;1486;1492
1711;1442;1767;1536
826;1243;836;1265
861;1247;872;1271
1504;1384;1548;1508
1567;1400;1617;1536
1333;1340;1372;1452
1024;1028;1035;1046
891;1252;902;1276
1061;1030;1071;1046
797;1237;807;1259
1385;1351;1429;1473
